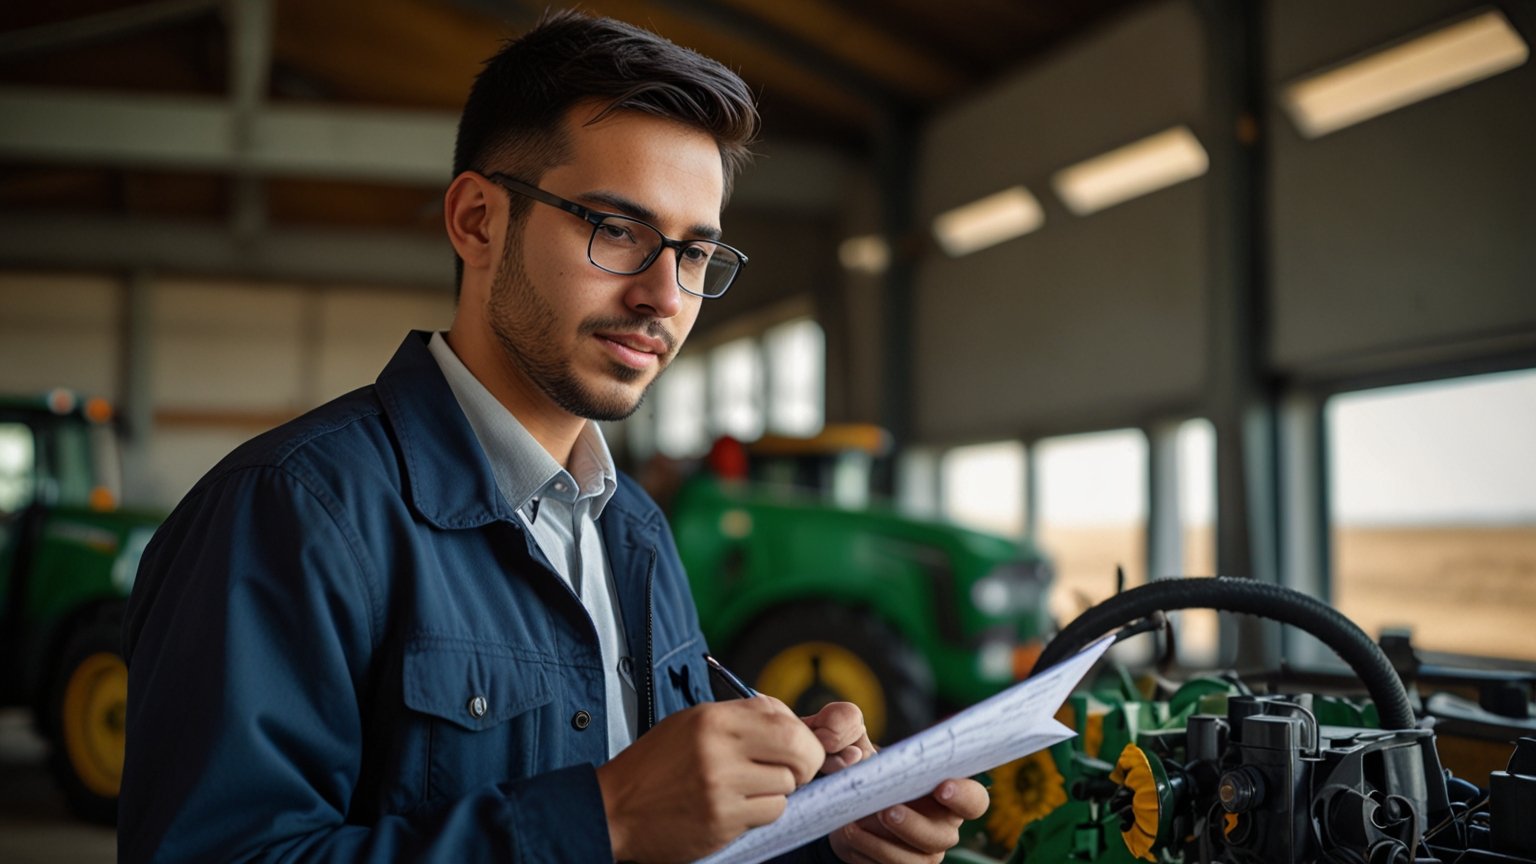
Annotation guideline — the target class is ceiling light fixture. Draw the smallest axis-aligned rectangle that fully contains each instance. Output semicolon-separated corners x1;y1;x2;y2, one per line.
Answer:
1282;9;1529;138
838;234;891;275
1052;126;1209;216
931;186;1044;257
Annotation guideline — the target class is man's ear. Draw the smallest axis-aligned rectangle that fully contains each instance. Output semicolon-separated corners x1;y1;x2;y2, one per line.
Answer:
443;172;499;273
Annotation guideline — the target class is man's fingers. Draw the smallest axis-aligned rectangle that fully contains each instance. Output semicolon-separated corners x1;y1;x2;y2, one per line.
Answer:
723;762;798;798
927;778;990;820
727;702;826;786
820;744;865;774
874;802;961;856
833;817;931;864
737;793;791;829
841;779;990;859
802;702;871;755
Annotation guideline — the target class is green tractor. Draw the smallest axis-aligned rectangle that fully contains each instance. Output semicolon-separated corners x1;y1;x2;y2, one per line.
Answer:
668;425;1055;744
0;390;162;823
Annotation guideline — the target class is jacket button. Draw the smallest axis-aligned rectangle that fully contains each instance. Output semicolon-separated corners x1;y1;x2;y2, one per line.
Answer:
467;695;488;719
571;710;592;730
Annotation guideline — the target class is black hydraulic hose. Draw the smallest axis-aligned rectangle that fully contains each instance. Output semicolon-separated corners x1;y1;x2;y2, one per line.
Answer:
1030;577;1416;730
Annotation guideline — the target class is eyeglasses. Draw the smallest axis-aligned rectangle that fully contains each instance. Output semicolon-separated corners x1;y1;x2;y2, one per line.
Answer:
485;172;747;299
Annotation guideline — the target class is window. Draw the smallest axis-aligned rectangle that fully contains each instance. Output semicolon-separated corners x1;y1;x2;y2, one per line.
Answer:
52;417;96;507
896;447;941;519
0;422;36;513
709;338;763;440
940;441;1026;537
764;319;825;436
1327;369;1536;660
654;355;708;457
1175;419;1219;665
638;317;827;456
1036;429;1148;625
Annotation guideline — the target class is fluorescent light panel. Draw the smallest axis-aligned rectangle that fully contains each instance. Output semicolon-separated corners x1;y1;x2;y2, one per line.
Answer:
837;234;890;274
931;186;1044;257
1282;10;1529;139
1052;126;1209;216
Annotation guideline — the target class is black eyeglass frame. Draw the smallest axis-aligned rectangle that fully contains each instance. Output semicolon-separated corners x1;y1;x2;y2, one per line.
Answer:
483;172;747;299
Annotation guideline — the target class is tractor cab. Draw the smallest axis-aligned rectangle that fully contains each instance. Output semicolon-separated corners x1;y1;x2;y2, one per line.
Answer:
670;424;1055;744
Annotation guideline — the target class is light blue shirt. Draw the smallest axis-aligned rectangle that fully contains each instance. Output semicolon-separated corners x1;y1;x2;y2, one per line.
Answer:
427;332;636;756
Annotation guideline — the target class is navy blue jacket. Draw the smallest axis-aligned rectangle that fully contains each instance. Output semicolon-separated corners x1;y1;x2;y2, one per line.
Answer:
121;331;837;863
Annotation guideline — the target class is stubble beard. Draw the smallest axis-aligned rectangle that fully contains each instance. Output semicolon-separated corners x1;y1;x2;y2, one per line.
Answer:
486;241;671;423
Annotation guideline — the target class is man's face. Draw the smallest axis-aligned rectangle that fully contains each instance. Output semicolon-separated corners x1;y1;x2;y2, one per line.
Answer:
485;104;722;422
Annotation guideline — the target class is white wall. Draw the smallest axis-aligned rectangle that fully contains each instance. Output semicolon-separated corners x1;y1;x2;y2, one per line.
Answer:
0;273;122;398
1268;0;1536;378
0;271;453;507
908;0;1535;445
912;0;1208;443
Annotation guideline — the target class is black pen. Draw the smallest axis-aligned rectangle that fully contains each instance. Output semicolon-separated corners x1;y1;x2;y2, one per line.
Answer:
703;653;758;698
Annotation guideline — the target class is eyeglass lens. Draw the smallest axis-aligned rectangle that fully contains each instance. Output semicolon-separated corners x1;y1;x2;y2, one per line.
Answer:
589;216;741;298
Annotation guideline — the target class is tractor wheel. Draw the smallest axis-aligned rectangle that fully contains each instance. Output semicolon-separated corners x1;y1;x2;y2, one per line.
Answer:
727;604;934;744
47;610;127;824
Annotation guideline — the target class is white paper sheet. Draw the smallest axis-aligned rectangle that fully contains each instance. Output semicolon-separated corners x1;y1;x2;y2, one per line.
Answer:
697;634;1116;864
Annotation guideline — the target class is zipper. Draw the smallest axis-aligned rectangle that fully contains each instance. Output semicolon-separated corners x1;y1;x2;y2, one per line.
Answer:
643;547;656;733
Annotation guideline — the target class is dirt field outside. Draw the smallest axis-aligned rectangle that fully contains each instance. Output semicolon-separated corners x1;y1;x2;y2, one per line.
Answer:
1039;523;1536;663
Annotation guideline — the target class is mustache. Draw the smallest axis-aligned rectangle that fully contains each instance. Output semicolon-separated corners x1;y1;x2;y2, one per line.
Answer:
578;316;676;354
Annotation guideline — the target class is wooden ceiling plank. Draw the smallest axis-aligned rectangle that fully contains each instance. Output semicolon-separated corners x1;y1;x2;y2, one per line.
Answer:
0;0;219;60
549;0;883;131
707;0;967;102
273;0;506;109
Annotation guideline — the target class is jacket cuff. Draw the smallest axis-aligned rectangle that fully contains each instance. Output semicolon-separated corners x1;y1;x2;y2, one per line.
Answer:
500;763;612;863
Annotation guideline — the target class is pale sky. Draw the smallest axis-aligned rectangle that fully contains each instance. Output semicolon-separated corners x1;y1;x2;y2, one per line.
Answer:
1329;368;1536;525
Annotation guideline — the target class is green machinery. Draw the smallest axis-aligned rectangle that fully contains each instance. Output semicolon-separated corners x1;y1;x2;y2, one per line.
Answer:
668;426;1055;743
0;390;162;823
949;578;1536;864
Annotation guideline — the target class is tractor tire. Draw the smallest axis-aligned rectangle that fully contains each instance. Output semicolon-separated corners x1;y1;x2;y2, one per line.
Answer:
726;603;934;744
47;607;127;824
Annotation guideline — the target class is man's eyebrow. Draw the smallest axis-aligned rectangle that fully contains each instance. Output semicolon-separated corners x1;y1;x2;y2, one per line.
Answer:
581;190;722;241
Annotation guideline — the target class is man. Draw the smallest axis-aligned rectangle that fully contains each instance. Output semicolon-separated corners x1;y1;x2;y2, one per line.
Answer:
121;11;986;863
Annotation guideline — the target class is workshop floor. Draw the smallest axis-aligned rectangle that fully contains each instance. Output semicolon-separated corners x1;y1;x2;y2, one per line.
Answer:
0;709;115;863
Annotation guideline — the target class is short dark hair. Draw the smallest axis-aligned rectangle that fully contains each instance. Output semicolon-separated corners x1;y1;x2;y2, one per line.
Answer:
451;11;759;290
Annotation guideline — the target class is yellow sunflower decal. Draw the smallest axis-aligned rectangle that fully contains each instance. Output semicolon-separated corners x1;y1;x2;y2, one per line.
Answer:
1108;743;1162;862
985;749;1069;847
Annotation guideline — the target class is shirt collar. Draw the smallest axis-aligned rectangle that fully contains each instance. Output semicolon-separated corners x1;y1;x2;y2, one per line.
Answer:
427;332;618;519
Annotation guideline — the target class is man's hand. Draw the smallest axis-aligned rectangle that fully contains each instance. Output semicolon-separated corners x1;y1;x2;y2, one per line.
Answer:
828;778;990;864
595;697;825;864
800;702;876;774
806;702;988;863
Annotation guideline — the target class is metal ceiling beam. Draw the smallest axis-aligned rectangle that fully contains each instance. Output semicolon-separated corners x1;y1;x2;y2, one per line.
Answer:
229;0;274;238
0;87;456;183
0;0;221;60
0;86;851;210
0;214;454;290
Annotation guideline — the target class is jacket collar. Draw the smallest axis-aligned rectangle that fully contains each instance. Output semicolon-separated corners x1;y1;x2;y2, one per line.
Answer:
376;331;664;538
375;330;516;529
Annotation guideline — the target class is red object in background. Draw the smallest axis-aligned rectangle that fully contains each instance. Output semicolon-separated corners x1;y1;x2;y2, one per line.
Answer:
707;436;749;480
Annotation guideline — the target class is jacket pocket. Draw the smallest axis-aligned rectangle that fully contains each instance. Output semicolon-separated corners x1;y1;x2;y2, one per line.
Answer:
401;639;553;804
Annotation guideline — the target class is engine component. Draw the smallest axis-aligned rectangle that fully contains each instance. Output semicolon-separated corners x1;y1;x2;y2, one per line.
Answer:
977;577;1536;864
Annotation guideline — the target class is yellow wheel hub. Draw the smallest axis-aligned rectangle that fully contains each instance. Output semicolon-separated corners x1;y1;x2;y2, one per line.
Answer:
755;641;887;741
61;651;128;798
